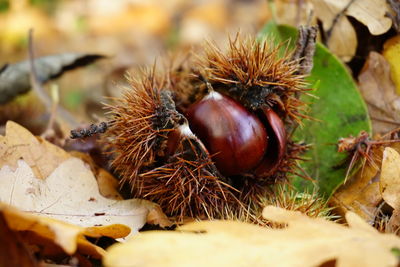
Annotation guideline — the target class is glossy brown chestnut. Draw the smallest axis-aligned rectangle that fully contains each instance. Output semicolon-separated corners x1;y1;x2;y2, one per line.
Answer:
254;108;287;176
186;91;268;176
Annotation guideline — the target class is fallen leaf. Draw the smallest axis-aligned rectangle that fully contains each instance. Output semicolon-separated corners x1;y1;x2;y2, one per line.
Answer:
359;51;400;134
330;153;382;223
0;202;105;258
345;0;392;35
69;151;123;200
0;121;71;179
381;147;400;210
331;143;400;228
275;0;315;27
310;0;357;62
103;206;400;267
277;0;392;61
0;212;37;267
383;35;400;94
0;122;171;241
0;157;170;237
0;53;105;104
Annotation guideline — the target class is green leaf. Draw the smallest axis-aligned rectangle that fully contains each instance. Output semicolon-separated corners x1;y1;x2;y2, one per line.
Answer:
259;22;372;198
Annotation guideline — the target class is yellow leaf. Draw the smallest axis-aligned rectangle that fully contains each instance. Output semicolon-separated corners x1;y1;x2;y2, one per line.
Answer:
1;203;105;257
103;206;400;267
383;35;400;95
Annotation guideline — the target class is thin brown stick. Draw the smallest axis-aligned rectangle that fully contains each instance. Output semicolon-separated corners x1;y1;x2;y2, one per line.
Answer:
292;26;318;76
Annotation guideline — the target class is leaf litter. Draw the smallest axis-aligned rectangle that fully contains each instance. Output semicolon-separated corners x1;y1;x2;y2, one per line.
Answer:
0;121;171;257
104;206;400;267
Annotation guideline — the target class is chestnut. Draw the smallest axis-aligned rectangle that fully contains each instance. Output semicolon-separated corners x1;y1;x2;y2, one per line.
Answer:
186;90;286;177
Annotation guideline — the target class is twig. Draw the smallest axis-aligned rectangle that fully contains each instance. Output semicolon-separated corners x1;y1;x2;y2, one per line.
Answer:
292;26;318;75
28;29;78;128
70;122;109;139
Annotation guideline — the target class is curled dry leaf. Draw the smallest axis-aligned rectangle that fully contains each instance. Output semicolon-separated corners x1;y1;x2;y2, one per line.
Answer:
103;206;400;267
358;51;400;134
0;121;171;255
0;53;105;104
0;203;106;258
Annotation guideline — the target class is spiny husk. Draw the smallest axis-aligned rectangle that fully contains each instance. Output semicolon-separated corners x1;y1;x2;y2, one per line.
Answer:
199;36;310;123
224;184;336;227
137;135;240;220
103;71;173;189
104;35;314;222
104;70;243;221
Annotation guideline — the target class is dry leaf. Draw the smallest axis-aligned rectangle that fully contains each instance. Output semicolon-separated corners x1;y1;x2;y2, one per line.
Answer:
0;157;170;237
0;121;71;179
330;147;382;223
380;147;400;209
69;151;123;200
383;35;400;94
345;0;392;35
0;202;106;258
0;122;171;243
103;206;400;267
332;144;400;233
310;0;357;62
0;212;37;267
313;0;392;58
275;1;315;27
332;141;400;216
358;52;400;134
0;53;105;104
